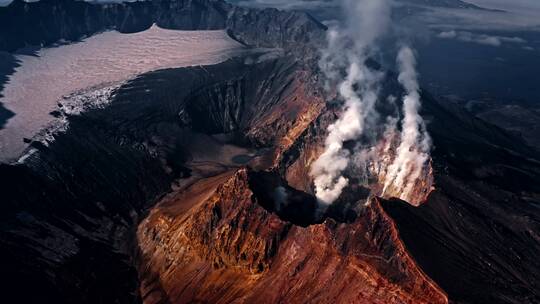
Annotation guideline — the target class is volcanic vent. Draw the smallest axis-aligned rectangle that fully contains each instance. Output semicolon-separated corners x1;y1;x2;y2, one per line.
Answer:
137;167;447;304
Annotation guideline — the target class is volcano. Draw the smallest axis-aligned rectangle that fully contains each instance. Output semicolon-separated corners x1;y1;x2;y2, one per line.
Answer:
0;0;539;304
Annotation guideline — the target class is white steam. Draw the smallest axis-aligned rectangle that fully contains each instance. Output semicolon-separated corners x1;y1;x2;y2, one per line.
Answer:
382;46;431;200
310;0;391;204
272;186;288;211
311;0;432;205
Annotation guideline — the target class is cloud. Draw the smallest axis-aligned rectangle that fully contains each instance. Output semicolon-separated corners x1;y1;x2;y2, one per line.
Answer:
436;30;527;46
418;6;540;32
233;0;336;10
272;186;288;211
467;0;540;16
437;30;457;39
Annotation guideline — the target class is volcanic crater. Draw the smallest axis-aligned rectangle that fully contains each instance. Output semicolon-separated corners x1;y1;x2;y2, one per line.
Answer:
1;1;540;304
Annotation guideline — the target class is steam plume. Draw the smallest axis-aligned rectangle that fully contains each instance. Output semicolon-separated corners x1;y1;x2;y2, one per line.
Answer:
382;46;431;200
310;0;390;204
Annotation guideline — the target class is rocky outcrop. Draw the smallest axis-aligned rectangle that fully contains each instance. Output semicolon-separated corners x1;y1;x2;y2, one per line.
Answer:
225;6;326;59
138;168;448;304
0;51;16;127
0;0;153;51
180;57;325;148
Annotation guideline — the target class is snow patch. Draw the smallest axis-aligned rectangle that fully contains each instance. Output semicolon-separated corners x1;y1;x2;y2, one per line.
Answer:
1;25;244;162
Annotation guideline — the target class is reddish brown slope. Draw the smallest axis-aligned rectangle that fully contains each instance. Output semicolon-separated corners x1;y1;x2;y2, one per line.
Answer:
137;169;448;304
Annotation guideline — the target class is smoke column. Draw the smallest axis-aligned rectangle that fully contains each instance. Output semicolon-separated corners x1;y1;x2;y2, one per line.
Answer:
310;0;391;204
382;46;431;200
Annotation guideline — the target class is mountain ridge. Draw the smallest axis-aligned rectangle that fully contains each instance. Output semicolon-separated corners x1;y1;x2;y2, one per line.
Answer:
0;0;539;303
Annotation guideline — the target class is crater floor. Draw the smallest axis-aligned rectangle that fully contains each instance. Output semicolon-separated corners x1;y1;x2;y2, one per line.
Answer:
0;25;244;162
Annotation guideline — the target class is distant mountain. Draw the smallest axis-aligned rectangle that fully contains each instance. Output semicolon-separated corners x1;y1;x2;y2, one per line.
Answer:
229;0;487;10
398;0;484;9
226;0;492;25
0;0;326;53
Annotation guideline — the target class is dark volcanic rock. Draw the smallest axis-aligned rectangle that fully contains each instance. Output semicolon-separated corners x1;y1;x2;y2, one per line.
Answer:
0;141;170;303
0;0;221;52
376;92;540;304
154;0;229;29
0;51;17;128
225;6;326;59
473;102;540;151
0;0;326;57
0;102;14;128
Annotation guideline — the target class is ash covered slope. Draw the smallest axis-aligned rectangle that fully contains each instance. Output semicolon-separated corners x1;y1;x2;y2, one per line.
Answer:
381;94;540;303
275;71;540;303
